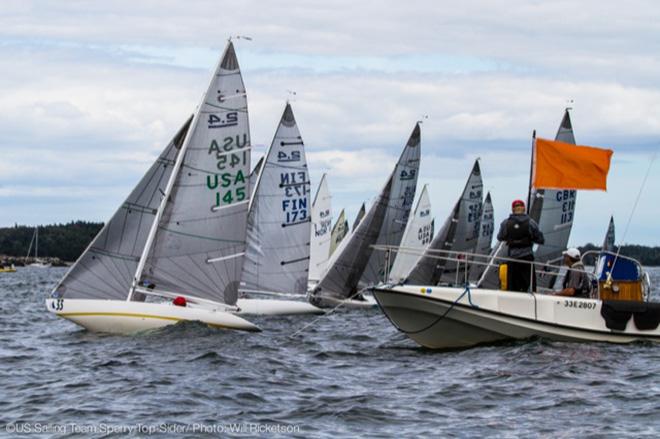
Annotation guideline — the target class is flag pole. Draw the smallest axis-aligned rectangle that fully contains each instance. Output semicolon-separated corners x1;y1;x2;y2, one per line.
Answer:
526;130;537;214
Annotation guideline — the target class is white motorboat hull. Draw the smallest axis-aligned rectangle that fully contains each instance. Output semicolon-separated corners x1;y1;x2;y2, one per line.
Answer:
373;285;660;349
46;298;260;334
235;298;323;315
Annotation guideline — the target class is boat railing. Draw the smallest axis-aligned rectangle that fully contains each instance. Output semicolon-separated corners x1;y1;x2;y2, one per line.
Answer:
373;244;603;298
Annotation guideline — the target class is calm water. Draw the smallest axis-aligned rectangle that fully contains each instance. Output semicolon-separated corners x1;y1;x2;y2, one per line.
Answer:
1;267;659;438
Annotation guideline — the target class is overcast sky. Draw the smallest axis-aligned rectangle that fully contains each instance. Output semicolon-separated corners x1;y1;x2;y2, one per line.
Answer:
1;0;659;245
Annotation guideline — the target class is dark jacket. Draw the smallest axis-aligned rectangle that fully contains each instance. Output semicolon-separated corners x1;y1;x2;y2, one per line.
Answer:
497;213;545;259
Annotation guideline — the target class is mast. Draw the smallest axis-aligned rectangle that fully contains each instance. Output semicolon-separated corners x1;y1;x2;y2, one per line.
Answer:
526;130;536;214
127;44;230;301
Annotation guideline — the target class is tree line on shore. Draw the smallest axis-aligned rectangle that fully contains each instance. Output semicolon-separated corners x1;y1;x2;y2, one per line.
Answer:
1;222;659;266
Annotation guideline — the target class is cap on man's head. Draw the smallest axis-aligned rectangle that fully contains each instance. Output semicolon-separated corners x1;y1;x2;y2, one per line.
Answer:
511;199;525;210
562;248;581;260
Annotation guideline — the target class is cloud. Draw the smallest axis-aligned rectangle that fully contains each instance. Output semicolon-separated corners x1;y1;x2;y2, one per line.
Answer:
1;1;659;245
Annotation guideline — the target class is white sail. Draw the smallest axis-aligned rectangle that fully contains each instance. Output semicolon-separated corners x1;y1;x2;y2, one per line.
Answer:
404;161;482;285
389;184;434;283
352;202;366;231
360;124;421;285
311;178;392;302
140;41;251;306
469;191;494;282
329;208;348;256
603;216;615;251
530;109;577;288
241;103;310;295
308;174;332;283
52;117;192;300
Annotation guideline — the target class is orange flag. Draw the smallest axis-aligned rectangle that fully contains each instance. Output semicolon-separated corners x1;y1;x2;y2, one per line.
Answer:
532;137;613;190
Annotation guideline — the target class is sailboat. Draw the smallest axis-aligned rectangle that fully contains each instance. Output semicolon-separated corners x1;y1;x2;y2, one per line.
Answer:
309;123;421;307
308;174;333;286
352;202;366;231
402;160;483;286
373;112;660;349
602;216;615;251
27;227;50;267
237;102;322;315
388;184;434;284
329;208;348;256
468;191;494;282
360;124;421;286
46;41;260;334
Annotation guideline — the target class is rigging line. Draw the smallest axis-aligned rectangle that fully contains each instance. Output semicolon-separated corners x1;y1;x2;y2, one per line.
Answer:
609;150;657;280
289;290;366;339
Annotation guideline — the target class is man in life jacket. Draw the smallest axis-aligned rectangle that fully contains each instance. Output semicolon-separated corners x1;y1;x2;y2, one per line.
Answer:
553;248;592;298
496;199;544;292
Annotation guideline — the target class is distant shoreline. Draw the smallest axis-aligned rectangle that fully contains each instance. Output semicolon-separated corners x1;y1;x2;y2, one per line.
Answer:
1;222;659;267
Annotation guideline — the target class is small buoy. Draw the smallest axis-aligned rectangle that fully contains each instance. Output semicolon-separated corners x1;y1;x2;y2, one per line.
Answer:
173;296;187;307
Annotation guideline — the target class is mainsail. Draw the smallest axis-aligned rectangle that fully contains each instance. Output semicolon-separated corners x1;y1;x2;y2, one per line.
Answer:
329;208;348;255
529;109;577;288
308;174;333;283
405;161;483;285
312;178;392;301
389;184;434;283
469;191;494;282
360;124;421;285
603;216;616;251
241;103;310;294
51;118;192;300
139;41;251;306
352;202;366;231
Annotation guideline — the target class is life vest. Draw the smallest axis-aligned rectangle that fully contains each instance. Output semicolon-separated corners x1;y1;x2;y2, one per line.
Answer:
506;217;532;248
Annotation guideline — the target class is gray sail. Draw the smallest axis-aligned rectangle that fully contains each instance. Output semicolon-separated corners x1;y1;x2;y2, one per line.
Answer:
404;161;482;285
438;160;483;284
352;202;366;231
603;216;615;251
248;156;264;197
51;117;192;299
469;191;494;282
241;103;310;294
308;174;332;283
360;124;421;285
141;41;251;306
312;178;393;301
530;109;577;288
389;184;434;283
329;208;348;256
477;241;507;289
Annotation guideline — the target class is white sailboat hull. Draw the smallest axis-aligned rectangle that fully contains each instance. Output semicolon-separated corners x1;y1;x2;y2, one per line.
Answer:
235;298;323;315
46;298;260;334
373;285;660;349
308;293;377;309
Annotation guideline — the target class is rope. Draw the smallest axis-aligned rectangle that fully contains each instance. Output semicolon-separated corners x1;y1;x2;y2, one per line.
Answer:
608;151;656;285
289;290;368;339
384;284;478;335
